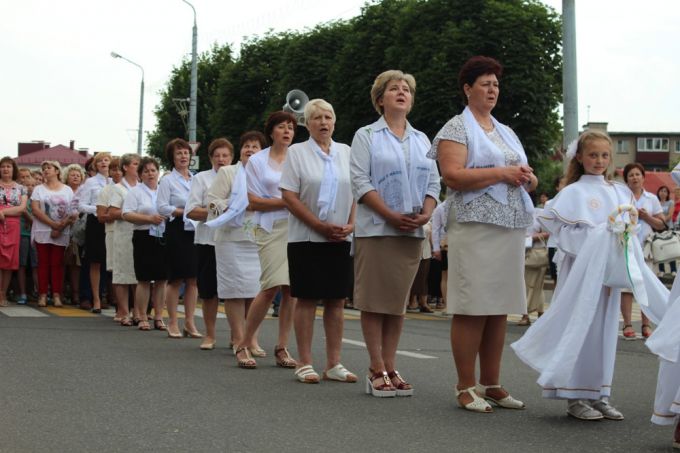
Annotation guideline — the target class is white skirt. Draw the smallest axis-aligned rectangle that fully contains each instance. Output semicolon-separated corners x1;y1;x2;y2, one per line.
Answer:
215;240;260;299
105;231;115;272
112;223;137;285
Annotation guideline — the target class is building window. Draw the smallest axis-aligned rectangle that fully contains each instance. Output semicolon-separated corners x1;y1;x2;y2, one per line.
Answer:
637;137;669;152
675;141;680;153
616;140;628;154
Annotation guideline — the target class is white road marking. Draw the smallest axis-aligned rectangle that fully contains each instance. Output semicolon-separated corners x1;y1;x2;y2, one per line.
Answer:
342;338;438;359
0;306;49;317
176;304;227;318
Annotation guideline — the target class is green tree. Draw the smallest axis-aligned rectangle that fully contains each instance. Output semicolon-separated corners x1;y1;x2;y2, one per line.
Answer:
147;43;233;169
151;0;563;166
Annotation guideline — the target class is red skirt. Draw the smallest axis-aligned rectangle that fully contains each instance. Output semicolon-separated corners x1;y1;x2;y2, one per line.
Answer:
0;217;21;270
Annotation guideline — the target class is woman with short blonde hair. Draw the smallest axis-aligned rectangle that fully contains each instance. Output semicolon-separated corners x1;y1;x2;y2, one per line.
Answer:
351;70;440;396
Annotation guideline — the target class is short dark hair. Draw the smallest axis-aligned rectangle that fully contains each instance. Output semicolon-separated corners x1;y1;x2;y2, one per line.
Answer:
264;111;296;146
164;138;192;169
239;131;267;151
0;156;19;181
657;185;671;200
138;156;159;177
623;162;645;183
458;56;503;104
208;138;234;159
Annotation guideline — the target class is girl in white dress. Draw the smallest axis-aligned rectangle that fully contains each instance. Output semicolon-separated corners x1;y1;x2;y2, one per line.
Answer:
512;130;635;420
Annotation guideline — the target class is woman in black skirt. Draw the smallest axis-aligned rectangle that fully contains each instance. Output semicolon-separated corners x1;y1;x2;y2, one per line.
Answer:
280;99;357;384
77;152;111;313
121;157;168;331
156;139;201;339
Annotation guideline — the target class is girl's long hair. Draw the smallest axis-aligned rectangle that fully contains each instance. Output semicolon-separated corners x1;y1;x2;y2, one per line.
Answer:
564;130;613;186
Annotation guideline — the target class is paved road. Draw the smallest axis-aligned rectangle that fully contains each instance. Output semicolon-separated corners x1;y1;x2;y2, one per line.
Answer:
0;304;671;452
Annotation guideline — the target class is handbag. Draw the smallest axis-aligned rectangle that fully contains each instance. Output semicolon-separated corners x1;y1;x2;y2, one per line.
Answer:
604;204;639;288
525;247;549;268
649;230;680;264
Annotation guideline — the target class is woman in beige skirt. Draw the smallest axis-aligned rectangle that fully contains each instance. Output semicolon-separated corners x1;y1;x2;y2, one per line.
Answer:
233;112;298;369
430;56;536;413
350;70;440;397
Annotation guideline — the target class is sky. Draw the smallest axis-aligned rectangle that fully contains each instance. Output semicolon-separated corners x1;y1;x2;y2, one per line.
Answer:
1;0;678;157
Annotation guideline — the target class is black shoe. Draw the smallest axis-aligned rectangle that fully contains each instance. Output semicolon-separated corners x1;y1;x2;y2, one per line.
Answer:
272;306;279;318
91;308;102;314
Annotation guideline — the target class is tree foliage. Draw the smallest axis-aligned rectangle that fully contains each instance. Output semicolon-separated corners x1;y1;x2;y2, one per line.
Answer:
150;0;562;171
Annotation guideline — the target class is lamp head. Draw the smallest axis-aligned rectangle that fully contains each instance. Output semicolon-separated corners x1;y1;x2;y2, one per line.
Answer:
110;52;121;58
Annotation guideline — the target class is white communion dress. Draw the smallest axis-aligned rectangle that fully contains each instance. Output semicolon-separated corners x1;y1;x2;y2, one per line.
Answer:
511;175;668;400
648;275;680;425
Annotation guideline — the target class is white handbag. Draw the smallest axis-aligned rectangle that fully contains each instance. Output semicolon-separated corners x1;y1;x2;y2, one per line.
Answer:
603;205;639;289
649;230;680;264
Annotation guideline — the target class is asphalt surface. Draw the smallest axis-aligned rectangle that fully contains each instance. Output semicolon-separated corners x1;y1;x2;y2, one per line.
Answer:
0;310;674;453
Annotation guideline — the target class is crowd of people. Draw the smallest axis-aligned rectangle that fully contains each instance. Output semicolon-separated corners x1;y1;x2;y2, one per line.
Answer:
1;55;680;449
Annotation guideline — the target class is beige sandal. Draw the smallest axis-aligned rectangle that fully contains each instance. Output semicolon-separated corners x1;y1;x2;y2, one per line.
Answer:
274;346;297;368
235;347;257;369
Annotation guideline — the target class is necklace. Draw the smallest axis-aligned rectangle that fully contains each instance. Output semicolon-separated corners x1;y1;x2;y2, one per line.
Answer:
478;121;494;132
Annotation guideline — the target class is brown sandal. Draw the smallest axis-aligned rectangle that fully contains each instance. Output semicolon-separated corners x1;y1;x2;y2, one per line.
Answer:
235;347;257;369
388;370;414;396
274;346;297;368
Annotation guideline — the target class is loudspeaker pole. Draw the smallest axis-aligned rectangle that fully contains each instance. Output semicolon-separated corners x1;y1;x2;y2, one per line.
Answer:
182;0;198;143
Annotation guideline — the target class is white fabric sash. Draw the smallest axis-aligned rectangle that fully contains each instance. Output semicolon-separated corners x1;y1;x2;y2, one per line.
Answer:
247;148;277;232
461;107;533;214
206;163;248;229
369;125;431;224
311;139;338;221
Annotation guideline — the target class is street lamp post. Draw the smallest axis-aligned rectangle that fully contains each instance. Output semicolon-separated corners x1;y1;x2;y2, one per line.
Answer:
182;0;198;143
111;51;145;155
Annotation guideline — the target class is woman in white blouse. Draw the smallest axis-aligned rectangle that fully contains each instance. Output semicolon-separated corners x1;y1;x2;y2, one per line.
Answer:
76;152;111;313
206;131;267;355
157;138;201;339
185;138;233;349
281;99;357;384
233;112;298;369
350;70;440;397
31;160;78;307
620;163;665;340
122;157;168;331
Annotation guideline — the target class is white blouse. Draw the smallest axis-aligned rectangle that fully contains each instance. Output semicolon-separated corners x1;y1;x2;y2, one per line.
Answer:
76;173;111;216
246;148;288;230
185;168;218;245
280;139;353;243
157;168;194;231
123;184;160;231
31;184;76;246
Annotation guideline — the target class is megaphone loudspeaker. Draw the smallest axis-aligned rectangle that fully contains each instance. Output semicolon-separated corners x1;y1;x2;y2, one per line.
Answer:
283;89;309;125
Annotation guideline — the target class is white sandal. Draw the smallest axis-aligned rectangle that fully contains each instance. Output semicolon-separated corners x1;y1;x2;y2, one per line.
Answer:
567;400;603;420
455;386;492;413
323;364;357;383
294;365;320;384
476;383;525;409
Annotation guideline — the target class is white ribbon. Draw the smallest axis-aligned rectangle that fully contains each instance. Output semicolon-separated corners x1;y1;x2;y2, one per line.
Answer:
312;139;338;221
461;107;534;215
206;163;249;228
369;124;431;224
